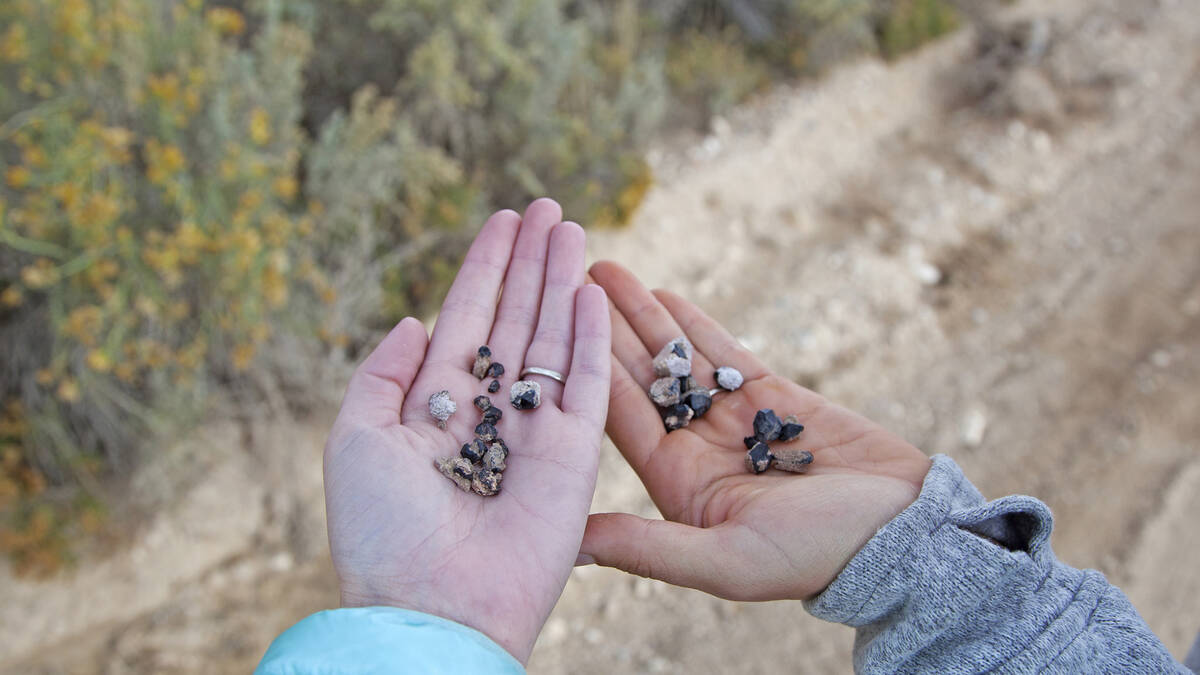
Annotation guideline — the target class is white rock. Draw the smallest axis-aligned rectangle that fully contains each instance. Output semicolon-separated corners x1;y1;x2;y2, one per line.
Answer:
715;366;744;391
428;390;456;428
962;406;988;447
652;336;693;378
915;262;943;286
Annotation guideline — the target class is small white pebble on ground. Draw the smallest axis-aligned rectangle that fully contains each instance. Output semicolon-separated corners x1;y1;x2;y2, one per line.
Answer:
429;390;456;429
961;405;988;448
1150;349;1172;369
715;366;744;391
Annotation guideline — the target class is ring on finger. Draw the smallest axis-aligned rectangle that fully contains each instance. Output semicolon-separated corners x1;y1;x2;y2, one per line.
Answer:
520;366;567;384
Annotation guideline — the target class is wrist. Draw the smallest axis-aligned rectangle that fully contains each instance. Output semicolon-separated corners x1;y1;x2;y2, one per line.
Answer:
340;583;541;665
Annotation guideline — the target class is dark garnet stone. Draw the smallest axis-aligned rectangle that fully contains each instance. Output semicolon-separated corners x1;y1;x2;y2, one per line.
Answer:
474;422;498;442
746;442;774;474
779;422;805;442
512;389;539;410
661;403;693;431
487;362;505;378
743;436;758;450
488;379;501;393
460;439;488;463
477;345;492;358
474;395;492;411
684;389;712;417
482;406;502;424
752;409;783;442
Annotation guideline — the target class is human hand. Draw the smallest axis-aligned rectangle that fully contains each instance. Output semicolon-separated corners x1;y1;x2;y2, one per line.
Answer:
322;199;610;663
580;261;931;601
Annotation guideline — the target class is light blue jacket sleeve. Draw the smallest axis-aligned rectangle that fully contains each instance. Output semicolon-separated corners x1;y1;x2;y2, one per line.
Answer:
255;606;525;675
805;454;1189;674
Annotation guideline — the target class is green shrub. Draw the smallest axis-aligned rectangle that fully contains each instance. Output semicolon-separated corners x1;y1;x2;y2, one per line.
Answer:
877;0;961;59
666;29;769;123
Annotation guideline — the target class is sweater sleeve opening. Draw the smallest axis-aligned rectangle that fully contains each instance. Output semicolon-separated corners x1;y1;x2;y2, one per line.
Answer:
961;511;1041;553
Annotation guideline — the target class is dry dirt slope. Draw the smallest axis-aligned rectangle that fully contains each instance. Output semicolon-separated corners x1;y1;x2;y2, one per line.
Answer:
3;0;1199;672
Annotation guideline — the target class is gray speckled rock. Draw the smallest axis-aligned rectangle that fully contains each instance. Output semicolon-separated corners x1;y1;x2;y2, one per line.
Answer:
653;337;693;378
649;377;682;407
428;390;457;429
715;366;744;392
772;448;813;473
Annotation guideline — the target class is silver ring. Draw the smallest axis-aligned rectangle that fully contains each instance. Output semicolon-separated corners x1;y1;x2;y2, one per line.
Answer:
521;366;566;384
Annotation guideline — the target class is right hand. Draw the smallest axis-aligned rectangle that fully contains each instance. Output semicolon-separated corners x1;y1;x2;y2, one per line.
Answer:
580;261;932;601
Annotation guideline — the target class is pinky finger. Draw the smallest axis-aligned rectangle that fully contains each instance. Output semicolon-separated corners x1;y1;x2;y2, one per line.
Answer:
561;284;611;433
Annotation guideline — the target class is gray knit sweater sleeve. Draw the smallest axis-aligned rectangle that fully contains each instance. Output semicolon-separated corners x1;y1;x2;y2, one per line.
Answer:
804;454;1188;674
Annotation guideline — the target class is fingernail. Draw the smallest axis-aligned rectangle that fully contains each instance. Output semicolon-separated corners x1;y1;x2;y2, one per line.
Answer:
575;553;596;566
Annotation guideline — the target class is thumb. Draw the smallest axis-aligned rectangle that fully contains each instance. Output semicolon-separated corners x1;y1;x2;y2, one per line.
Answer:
580;512;746;599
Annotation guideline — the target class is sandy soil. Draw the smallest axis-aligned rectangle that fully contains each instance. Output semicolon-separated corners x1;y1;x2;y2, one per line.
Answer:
3;0;1199;672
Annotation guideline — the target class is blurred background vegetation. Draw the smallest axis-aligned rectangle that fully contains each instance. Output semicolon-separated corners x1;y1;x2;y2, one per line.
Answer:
0;0;958;576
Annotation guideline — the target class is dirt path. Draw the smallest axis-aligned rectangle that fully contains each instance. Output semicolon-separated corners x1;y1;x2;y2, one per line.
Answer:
4;0;1199;672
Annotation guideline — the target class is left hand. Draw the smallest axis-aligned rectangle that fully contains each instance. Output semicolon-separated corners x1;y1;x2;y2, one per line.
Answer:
322;199;611;663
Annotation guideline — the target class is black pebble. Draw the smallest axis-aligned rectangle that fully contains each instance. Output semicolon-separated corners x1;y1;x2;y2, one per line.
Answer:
473;395;492;411
662;403;693;432
779;422;805;442
512;389;539;410
488;379;501;393
745;441;774;474
474;422;498;442
482;406;502;424
753;409;783;442
683;389;712;418
487;362;505;378
460;438;488;463
477;345;492;358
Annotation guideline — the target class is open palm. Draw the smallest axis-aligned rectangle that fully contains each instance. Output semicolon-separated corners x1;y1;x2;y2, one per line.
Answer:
582;261;931;601
323;200;610;664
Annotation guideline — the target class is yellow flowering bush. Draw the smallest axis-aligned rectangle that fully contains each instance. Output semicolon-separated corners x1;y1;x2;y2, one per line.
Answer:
0;0;324;573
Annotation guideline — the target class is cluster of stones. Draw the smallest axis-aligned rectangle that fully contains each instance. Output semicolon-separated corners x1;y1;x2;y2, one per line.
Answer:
435;395;509;496
471;345;506;394
647;336;743;432
743;409;813;474
433;344;549;497
473;343;541;410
